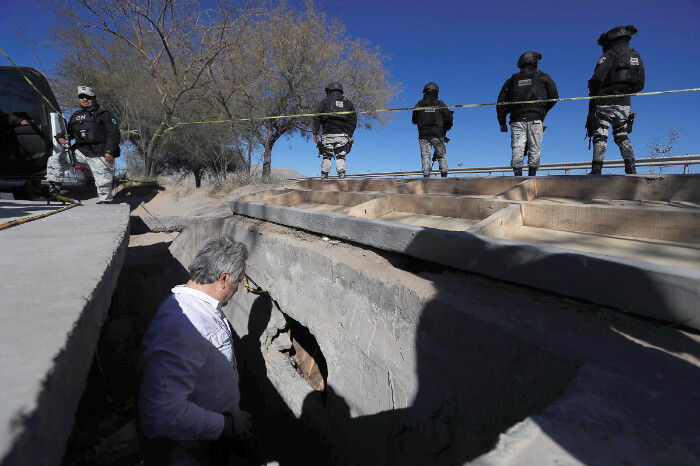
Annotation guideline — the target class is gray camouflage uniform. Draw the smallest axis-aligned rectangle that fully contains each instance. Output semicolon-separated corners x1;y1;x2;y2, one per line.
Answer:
510;120;543;169
320;134;350;175
47;149;115;202
592;104;634;163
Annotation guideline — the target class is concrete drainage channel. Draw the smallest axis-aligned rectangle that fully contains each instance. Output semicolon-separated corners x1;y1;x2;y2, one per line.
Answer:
63;214;700;465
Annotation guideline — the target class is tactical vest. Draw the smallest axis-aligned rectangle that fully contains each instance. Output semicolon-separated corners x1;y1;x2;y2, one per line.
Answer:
512;69;546;104
416;99;444;130
608;47;644;93
70;108;108;145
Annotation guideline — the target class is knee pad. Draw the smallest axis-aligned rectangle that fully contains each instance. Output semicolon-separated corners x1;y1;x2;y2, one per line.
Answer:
592;134;608;145
613;133;630;145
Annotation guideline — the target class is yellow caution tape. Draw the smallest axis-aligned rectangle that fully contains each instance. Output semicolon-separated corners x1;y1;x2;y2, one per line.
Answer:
243;274;267;295
4;45;697;138
0;196;82;231
160;87;700;134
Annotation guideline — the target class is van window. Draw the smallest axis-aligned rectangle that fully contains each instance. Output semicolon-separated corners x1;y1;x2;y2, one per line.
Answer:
0;67;59;179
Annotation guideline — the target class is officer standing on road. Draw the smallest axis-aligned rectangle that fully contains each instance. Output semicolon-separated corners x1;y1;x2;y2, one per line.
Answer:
412;82;453;178
50;86;120;203
312;82;357;179
497;52;558;177
586;25;645;175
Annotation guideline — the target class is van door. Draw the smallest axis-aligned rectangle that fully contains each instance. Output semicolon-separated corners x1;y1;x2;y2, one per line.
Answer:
0;67;62;180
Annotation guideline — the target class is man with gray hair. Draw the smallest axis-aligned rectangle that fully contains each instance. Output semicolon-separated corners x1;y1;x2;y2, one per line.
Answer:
138;236;255;465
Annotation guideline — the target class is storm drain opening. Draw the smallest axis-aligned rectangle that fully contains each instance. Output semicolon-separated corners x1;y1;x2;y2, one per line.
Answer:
283;313;328;392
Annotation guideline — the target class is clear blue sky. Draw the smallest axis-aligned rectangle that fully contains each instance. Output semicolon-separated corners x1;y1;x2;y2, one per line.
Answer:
2;0;699;176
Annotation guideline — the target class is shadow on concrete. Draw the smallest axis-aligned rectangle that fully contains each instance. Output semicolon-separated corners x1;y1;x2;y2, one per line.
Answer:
61;238;189;465
232;293;333;465
288;228;700;464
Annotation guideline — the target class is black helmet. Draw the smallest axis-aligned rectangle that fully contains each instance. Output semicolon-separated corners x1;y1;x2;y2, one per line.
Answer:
325;82;343;93
517;51;542;68
423;82;439;93
597;25;638;46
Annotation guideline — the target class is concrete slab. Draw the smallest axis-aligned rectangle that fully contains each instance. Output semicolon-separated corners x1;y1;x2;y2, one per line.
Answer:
376;211;478;231
509;226;700;270
230;175;700;330
0;203;129;466
0;199;74;224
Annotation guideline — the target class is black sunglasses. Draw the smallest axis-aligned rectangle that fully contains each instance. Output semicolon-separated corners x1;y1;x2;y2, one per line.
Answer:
78;95;94;100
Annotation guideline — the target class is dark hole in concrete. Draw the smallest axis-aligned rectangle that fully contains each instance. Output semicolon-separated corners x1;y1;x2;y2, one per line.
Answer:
283;313;328;392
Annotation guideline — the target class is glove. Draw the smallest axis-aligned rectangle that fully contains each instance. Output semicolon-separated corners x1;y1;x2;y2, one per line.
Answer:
218;413;235;443
232;410;252;438
499;124;508;133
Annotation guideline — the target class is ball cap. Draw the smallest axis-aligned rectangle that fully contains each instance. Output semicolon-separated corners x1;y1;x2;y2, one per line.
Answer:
77;86;95;97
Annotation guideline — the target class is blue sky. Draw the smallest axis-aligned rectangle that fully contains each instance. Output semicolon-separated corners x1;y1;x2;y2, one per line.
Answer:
2;0;699;176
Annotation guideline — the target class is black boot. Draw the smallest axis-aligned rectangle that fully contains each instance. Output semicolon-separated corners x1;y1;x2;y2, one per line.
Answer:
528;167;537;177
47;181;64;202
321;172;328;180
624;158;637;174
338;171;345;179
440;171;448;178
589;161;603;175
513;168;523;176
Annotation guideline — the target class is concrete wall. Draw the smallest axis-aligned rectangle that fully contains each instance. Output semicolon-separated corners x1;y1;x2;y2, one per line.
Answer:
169;217;700;465
0;205;129;466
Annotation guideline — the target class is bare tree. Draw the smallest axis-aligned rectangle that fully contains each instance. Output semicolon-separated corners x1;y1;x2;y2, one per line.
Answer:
49;0;258;176
227;2;400;177
646;129;685;174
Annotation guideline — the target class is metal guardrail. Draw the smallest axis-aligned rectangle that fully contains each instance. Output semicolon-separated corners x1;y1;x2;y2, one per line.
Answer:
292;154;700;180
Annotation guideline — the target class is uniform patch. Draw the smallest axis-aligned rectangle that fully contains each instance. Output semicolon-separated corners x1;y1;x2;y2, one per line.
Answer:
424;108;436;112
630;57;639;66
598;56;606;65
111;118;118;124
517;79;532;87
335;101;344;108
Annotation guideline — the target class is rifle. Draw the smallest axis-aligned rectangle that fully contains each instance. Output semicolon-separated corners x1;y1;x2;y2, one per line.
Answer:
432;136;450;163
585;113;598;150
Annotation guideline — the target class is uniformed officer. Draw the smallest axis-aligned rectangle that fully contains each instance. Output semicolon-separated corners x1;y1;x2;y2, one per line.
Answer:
497;52;558;176
412;82;453;178
312;82;357;179
50;86;120;202
587;25;645;175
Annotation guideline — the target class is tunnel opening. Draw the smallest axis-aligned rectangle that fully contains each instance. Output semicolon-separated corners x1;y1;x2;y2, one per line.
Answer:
285;313;329;392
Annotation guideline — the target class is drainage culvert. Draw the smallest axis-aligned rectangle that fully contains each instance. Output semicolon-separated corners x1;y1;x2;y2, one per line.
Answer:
166;218;582;465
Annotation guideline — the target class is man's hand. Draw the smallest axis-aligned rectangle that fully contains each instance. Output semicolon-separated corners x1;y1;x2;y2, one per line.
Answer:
20;120;31;126
232;410;252;438
57;137;70;149
500;124;508;133
313;134;319;144
105;153;114;163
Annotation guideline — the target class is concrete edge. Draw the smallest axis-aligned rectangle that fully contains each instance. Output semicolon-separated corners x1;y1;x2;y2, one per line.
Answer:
130;215;219;234
229;200;700;330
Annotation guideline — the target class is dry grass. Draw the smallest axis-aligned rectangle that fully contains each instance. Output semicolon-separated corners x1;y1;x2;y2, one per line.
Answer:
207;172;287;197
